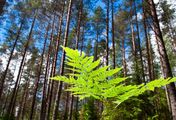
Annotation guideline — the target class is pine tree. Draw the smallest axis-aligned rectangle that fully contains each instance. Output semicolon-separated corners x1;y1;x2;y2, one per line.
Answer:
147;0;176;119
53;0;73;119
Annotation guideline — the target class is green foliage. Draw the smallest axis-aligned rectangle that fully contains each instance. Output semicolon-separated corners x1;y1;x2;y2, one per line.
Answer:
79;98;99;120
92;6;106;35
51;46;176;106
101;90;171;120
0;114;15;120
101;98;144;120
160;0;175;26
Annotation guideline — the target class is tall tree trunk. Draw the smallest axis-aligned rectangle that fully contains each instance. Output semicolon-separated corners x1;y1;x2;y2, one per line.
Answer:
69;95;74;120
111;0;115;69
69;1;83;119
47;9;64;119
16;74;31;120
40;15;56;120
105;0;109;66
21;77;31;120
43;35;52;120
40;24;50;120
43;39;52;120
94;28;99;61
143;6;161;116
129;1;141;84
63;87;70;120
74;24;85;120
1;79;13;116
146;30;155;81
80;25;85;52
53;0;73;119
29;16;50;120
142;7;153;81
75;0;83;49
0;21;23;100
6;12;37;118
46;4;65;120
122;37;127;77
147;31;155;80
130;23;140;84
147;0;176;119
46;55;55;120
27;23;47;120
134;0;145;81
155;34;172;113
10;57;26;116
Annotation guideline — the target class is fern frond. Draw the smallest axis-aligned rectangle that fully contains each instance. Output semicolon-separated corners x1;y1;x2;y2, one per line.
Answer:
51;46;176;107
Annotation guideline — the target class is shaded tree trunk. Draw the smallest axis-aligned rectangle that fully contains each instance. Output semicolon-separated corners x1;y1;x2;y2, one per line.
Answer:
1;79;13;116
16;75;31;120
134;0;145;81
39;15;56;120
130;23;140;84
121;37;127;77
147;0;176;119
29;23;48;120
47;10;64;119
111;0;115;69
75;0;83;49
142;7;153;81
69;94;74;120
10;57;26;116
53;0;73;119
68;1;83;119
6;12;37;118
74;24;85;120
105;0;109;66
0;21;23;100
21;78;31;120
94;27;99;61
29;16;50;120
63;87;70;120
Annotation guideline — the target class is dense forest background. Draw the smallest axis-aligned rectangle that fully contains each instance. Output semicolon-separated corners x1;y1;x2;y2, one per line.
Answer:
0;0;176;119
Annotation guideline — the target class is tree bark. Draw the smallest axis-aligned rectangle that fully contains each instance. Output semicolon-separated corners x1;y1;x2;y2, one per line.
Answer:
63;87;70;120
74;24;85;120
39;15;56;120
94;27;99;61
29;16;51;120
142;7;153;81
10;57;26;117
21;78;30;120
31;23;48;120
53;0;73;119
6;12;37;119
122;37;127;77
68;1;83;119
1;79;13;116
0;21;23;100
47;7;64;119
130;22;140;84
105;0;109;66
16;73;31;120
75;0;83;49
147;0;176;119
111;0;115;69
134;0;145;81
68;95;74;120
